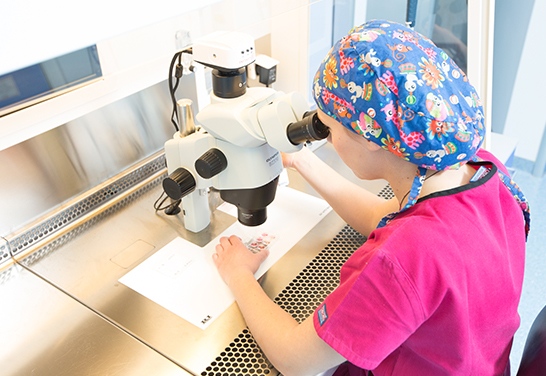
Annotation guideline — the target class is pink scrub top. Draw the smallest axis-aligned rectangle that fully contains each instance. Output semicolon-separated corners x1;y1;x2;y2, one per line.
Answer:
314;150;526;375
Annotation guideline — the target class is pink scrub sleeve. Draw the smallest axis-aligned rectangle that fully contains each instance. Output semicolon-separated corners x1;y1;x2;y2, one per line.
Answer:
313;244;425;370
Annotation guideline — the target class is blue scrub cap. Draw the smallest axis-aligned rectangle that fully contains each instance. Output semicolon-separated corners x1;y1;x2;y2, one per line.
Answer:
313;19;485;171
312;20;531;238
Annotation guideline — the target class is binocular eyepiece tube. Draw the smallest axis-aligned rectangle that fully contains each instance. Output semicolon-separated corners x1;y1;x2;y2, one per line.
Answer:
286;110;330;145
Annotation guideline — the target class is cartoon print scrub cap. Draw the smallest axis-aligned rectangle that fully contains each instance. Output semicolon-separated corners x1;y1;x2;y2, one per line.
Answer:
313;19;485;171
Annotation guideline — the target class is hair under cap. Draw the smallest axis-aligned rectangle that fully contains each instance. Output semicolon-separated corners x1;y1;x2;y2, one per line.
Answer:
313;19;485;171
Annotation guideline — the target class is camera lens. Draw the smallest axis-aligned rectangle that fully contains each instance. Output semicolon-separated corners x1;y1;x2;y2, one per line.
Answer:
286;110;329;145
220;177;278;227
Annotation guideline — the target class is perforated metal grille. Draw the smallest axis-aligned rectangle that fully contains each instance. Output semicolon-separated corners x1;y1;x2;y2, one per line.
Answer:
200;225;366;376
9;155;165;257
20;176;164;267
378;184;395;200
275;226;366;322
0;237;10;266
201;329;277;376
0;262;17;286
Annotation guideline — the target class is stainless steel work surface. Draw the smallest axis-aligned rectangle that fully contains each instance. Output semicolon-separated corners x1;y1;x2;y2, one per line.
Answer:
0;263;190;376
16;144;388;375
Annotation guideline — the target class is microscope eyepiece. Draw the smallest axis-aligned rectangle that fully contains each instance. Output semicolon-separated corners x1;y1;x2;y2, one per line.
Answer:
286;110;330;145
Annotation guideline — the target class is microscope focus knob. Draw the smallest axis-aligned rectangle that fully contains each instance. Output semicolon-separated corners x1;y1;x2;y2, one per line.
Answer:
195;148;228;179
163;168;196;200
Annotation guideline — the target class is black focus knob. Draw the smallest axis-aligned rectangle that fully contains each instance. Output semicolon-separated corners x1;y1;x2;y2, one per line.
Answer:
195;148;228;179
162;168;196;200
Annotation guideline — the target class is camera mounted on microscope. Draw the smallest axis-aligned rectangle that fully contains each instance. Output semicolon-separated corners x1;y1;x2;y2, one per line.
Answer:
191;31;255;99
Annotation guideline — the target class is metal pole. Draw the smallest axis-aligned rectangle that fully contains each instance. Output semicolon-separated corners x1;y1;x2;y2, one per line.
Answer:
406;0;418;28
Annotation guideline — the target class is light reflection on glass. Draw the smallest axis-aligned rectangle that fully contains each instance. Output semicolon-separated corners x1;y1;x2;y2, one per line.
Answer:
0;45;102;117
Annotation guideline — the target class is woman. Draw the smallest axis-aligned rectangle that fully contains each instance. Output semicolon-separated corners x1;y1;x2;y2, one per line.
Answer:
212;20;530;375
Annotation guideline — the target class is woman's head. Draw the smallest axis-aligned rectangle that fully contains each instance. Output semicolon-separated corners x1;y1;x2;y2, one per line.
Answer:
313;19;485;172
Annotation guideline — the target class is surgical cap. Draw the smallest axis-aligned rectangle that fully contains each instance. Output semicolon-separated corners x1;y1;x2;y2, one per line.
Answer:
313;19;485;171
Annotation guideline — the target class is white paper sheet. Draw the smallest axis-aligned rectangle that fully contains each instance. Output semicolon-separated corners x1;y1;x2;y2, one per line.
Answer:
119;186;331;329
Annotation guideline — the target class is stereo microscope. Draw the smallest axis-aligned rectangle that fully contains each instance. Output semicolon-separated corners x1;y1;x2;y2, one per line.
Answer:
162;31;328;232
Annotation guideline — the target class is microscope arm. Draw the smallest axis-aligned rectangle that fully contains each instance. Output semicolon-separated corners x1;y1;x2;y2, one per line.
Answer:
258;92;309;153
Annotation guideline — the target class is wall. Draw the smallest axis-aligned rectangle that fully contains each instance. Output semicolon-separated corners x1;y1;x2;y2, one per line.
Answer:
492;0;535;135
496;0;546;163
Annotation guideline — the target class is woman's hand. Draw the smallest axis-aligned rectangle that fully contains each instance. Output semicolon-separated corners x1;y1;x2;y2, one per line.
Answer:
213;235;269;288
281;146;313;170
281;151;296;169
